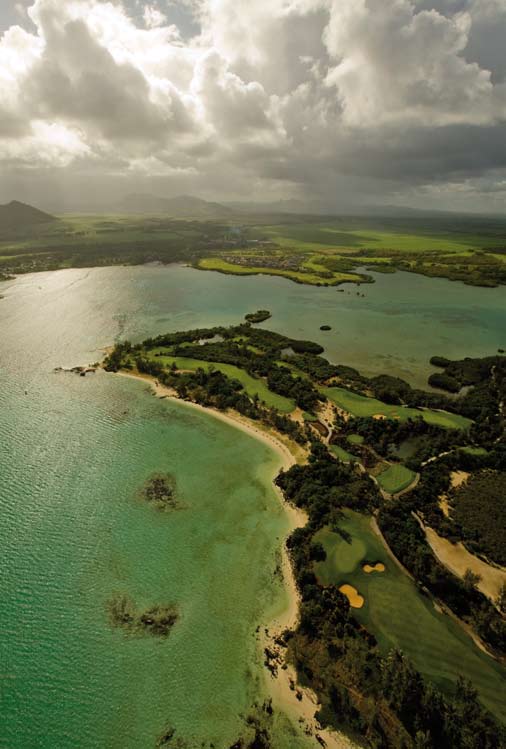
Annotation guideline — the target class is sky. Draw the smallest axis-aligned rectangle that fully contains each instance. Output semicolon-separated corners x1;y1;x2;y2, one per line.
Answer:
1;0;506;213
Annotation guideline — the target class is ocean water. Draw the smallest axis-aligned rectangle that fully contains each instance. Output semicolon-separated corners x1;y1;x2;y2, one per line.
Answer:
0;265;505;747
0;269;308;748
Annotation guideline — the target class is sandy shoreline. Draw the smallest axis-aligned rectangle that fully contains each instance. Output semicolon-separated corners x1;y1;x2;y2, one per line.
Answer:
115;369;355;748
116;370;300;471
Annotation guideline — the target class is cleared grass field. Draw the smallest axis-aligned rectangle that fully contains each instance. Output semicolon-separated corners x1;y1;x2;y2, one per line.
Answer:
313;511;506;723
322;386;472;430
376;463;417;494
148;351;295;413
262;224;485;253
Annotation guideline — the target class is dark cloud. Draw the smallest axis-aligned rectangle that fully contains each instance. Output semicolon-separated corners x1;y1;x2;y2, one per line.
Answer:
0;0;505;211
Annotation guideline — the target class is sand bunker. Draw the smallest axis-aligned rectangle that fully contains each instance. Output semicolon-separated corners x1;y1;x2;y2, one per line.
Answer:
339;584;364;608
425;527;506;603
363;562;385;574
438;494;451;518
373;414;386;420
450;471;470;489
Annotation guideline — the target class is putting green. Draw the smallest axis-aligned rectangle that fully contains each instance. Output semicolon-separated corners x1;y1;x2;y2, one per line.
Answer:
376;464;417;494
315;526;367;579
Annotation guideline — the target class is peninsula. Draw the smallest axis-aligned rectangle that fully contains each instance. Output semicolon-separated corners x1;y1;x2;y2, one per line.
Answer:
102;320;506;747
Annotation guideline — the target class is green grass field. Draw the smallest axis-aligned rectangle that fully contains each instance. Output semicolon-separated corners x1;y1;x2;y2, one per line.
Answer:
313;511;506;723
197;257;363;285
459;446;489;456
322;386;472;430
148;351;295;413
347;433;364;445
262;223;491;253
376;463;417;494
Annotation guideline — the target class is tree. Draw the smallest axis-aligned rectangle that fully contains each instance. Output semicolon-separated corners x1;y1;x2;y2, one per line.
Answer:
414;731;432;749
463;568;482;592
495;582;506;615
309;542;326;562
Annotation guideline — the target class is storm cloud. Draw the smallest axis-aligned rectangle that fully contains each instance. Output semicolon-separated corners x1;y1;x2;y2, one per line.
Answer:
1;0;506;211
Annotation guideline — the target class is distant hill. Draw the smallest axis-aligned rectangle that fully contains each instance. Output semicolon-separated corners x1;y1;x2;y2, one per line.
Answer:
121;194;235;218
225;199;326;215
225;199;477;219
0;200;57;232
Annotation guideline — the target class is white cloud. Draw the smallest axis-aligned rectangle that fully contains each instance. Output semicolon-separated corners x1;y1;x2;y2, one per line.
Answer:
143;4;167;28
323;0;504;127
0;120;90;167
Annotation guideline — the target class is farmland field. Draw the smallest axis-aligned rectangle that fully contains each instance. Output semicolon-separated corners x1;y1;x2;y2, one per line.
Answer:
261;224;486;253
312;511;506;723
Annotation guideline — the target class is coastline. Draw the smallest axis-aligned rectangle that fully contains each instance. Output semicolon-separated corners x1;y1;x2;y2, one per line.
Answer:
114;369;355;748
116;370;302;470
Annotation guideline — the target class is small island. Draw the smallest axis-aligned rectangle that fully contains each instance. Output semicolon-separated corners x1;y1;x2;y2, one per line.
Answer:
245;309;272;324
320;324;332;331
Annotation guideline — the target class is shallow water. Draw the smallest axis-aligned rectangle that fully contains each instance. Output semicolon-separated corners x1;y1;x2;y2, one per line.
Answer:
0;271;308;748
0;264;505;747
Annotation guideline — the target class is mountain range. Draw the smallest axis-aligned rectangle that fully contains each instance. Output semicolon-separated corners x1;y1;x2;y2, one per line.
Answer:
120;193;234;218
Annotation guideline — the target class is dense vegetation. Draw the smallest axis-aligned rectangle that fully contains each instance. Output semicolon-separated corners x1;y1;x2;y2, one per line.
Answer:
2;207;506;288
276;446;505;747
450;471;506;566
106;324;324;414
132;352;309;445
0;213;228;277
244;309;272;323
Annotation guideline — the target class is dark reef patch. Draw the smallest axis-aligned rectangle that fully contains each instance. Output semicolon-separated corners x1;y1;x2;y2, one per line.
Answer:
138;472;181;511
107;594;178;637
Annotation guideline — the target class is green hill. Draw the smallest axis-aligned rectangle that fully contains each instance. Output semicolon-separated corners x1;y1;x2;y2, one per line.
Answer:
0;200;57;233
